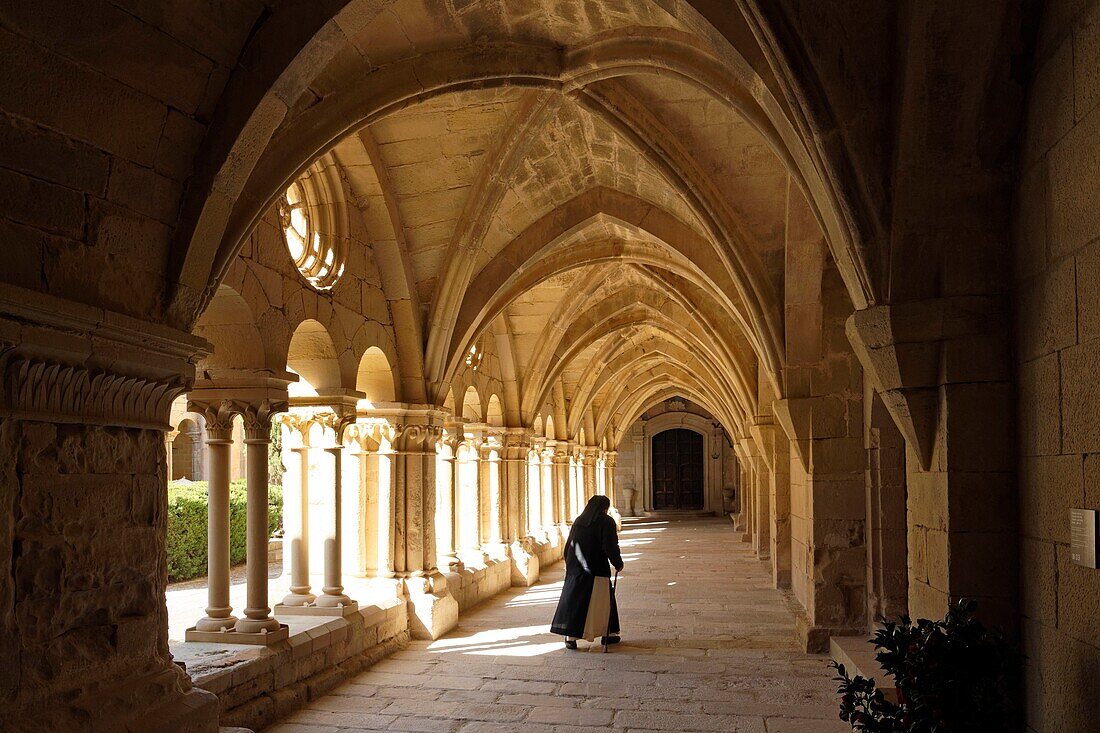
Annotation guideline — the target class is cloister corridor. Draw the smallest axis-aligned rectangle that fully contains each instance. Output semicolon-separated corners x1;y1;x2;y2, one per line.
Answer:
268;518;845;733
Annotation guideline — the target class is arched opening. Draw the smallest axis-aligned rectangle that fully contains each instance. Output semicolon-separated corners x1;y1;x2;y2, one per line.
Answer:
651;428;705;511
193;285;265;369
461;386;482;422
287;319;342;397
486;394;503;427
171;418;201;481
357;346;397;406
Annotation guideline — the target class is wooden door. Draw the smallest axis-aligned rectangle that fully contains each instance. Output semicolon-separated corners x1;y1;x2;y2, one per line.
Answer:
651;429;704;510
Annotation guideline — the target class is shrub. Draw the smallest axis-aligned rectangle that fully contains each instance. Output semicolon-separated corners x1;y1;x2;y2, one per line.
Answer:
166;479;283;582
831;599;1020;732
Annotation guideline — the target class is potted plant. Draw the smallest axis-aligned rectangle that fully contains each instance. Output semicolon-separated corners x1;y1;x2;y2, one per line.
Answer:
831;599;1020;732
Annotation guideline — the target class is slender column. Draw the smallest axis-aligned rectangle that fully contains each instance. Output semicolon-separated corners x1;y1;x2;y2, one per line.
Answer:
481;430;504;548
596;452;606;498
191;400;238;632
316;439;353;607
605;451;618;507
582;447;598;502
527;442;544;535
539;443;555;533
346;420;396;578
567;445;581;520
456;434;482;560
281;416;315;606
551;442;569;528
165;429;178;482
237;400;285;633
503;429;532;543
436;425;461;568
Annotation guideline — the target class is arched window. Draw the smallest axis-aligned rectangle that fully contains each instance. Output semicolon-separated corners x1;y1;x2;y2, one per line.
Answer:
277;157;347;290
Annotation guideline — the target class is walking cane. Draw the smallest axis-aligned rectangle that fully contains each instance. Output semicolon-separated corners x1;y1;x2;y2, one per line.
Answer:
602;568;619;653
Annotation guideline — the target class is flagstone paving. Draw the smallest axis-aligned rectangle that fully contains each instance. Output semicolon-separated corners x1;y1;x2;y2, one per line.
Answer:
266;517;850;732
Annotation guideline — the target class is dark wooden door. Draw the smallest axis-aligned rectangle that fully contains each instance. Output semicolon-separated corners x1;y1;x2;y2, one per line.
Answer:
651;429;704;510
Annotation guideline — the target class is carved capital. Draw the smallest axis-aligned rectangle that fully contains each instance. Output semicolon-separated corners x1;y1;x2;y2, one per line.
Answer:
394;421;443;453
239;398;288;442
345;419;396;452
0;283;208;431
188;398;237;441
503;429;532;460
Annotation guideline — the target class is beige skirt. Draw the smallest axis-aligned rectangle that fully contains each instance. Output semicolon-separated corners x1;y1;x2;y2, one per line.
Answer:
578;575;612;641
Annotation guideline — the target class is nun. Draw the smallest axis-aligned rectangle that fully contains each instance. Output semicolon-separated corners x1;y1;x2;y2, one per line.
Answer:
550;495;625;649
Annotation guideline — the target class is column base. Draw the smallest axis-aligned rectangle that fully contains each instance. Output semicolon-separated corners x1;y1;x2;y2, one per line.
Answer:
482;541;510;562
280;590;316;606
404;574;458;640
185;623;289;645
509;539;540;586
191;613;238;633
275;601;360;618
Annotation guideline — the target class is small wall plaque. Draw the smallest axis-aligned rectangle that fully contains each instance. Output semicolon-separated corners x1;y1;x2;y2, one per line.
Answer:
1070;508;1098;569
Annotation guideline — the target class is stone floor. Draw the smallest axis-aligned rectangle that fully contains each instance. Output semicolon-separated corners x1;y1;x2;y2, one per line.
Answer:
265;517;850;733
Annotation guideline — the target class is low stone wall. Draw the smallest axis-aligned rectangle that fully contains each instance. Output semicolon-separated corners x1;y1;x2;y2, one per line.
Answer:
174;537;568;731
177;597;407;731
447;556;514;612
534;531;566;569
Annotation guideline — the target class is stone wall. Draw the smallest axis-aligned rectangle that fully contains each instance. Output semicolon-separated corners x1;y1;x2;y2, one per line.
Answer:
1014;2;1100;729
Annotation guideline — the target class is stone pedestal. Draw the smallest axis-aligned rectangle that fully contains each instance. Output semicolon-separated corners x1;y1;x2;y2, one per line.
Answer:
0;285;220;731
509;538;540;586
405;574;459;640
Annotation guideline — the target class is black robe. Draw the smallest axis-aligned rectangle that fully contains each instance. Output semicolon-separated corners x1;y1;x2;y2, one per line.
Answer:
550;514;623;639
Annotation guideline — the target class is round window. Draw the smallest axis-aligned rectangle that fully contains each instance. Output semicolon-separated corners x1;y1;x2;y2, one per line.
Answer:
278;180;343;290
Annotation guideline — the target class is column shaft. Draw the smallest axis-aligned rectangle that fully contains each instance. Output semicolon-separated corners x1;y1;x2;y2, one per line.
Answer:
316;446;352;606
282;444;315;605
194;433;237;631
236;406;284;634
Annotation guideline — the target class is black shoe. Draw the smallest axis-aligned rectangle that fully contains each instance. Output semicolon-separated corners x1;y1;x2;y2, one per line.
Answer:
564;639;577;650
601;635;621;645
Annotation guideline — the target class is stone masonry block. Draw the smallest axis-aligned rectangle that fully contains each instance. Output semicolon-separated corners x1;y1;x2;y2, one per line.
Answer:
1061;338;1100;453
1049;96;1100;257
1019;353;1062;457
1020;454;1084;543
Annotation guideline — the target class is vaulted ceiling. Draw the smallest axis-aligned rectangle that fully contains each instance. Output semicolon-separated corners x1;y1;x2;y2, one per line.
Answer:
259;0;827;445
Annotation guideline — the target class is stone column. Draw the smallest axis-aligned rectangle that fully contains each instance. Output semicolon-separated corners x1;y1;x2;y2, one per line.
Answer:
504;429;538;585
315;438;354;610
165;428;178;481
527;440;544;537
393;409;457;640
279;416;315;607
568;443;583;519
0;287;220;730
345;419;396;578
456;432;483;563
188;399;238;635
582;446;599;502
539;442;555;537
605;451;618;507
435;423;461;569
551;441;570;533
751;419;791;590
479;428;506;558
234;400;290;639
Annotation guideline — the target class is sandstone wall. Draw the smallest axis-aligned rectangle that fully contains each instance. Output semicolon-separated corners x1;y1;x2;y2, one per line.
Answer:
1014;2;1100;729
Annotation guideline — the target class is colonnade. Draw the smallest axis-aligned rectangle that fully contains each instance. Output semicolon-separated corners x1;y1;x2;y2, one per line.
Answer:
183;391;616;644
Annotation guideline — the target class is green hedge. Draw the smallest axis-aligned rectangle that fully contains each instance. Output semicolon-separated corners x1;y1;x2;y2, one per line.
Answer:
167;479;283;582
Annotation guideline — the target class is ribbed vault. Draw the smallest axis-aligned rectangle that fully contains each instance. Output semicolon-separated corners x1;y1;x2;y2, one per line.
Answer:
179;0;848;449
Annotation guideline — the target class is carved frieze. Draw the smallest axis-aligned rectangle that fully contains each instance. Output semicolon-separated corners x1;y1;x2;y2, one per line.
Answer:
0;349;189;431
